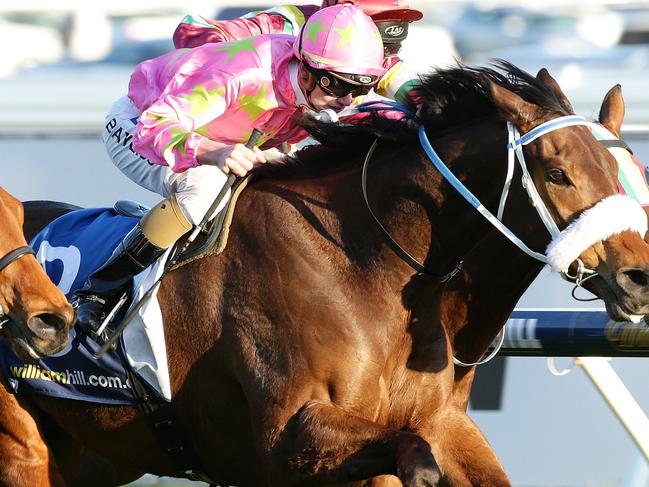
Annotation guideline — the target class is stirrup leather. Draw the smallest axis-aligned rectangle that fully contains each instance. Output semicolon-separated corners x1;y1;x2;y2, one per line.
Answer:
92;293;129;347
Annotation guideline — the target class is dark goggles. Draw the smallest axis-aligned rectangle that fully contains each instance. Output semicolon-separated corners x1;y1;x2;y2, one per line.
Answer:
312;69;378;98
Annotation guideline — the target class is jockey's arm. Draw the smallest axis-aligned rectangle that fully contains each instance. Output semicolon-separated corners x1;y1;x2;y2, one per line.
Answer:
374;57;421;105
130;65;248;173
173;5;318;49
173;13;285;47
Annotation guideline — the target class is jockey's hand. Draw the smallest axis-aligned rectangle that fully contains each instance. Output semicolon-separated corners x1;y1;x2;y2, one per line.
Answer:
199;141;267;177
219;144;268;176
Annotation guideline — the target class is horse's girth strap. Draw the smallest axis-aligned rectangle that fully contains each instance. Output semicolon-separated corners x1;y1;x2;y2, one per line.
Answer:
215;175;252;255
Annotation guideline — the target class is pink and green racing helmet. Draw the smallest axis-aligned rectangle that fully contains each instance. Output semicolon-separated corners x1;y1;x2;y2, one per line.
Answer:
294;4;386;84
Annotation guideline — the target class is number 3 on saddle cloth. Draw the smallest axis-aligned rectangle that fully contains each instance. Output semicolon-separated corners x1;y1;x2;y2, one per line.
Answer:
0;202;173;405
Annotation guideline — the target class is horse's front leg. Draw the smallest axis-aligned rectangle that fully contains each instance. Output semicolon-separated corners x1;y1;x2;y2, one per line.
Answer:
266;399;440;486
420;408;510;487
0;376;66;487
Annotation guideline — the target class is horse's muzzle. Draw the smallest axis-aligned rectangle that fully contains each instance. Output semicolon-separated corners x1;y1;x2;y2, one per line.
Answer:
612;266;649;318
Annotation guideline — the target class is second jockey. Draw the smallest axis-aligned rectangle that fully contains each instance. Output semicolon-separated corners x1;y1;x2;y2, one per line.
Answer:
74;5;386;336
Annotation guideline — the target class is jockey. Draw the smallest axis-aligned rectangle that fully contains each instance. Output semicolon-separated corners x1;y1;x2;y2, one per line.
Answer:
173;0;423;103
74;5;386;335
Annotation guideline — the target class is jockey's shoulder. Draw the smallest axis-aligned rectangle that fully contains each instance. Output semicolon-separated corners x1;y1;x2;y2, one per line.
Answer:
241;4;320;33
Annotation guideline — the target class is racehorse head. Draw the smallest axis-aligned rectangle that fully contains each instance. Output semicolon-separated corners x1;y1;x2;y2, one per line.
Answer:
480;65;649;321
439;69;649;369
540;74;649;322
436;63;649;320
0;188;74;359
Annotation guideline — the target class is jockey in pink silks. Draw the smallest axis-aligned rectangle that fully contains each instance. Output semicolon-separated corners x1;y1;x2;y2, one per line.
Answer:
74;5;386;336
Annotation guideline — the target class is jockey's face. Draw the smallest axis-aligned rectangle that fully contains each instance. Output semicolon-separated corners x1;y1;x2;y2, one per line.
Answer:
298;64;370;112
309;85;355;112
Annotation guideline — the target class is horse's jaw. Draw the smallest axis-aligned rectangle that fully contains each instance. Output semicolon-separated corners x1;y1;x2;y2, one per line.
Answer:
1;318;67;361
604;301;645;324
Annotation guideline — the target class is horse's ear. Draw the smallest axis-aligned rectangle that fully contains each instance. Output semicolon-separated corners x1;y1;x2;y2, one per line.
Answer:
482;75;542;128
536;68;574;113
598;84;625;137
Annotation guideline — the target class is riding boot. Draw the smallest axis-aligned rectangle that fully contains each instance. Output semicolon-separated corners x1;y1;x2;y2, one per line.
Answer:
74;195;192;337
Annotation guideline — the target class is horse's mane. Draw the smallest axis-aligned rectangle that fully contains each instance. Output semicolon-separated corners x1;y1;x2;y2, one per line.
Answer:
254;60;572;180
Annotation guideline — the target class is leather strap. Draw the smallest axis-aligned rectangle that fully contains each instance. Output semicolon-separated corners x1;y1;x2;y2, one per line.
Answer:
361;138;462;282
600;138;632;153
0;246;35;272
125;367;215;484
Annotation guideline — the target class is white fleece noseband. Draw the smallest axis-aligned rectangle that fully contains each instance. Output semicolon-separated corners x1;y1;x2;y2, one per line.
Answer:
546;194;648;273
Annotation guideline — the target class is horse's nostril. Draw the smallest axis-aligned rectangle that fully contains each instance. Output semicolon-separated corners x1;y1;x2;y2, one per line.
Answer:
617;267;649;292
29;313;69;334
623;269;649;288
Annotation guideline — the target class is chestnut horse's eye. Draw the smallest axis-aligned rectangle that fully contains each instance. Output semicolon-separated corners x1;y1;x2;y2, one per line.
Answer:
546;168;568;184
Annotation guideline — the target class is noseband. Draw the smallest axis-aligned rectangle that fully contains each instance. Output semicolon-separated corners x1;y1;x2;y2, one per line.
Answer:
0;245;36;323
0;246;35;273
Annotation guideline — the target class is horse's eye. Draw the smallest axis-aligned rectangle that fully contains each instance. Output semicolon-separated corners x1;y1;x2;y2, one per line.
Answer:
546;168;567;184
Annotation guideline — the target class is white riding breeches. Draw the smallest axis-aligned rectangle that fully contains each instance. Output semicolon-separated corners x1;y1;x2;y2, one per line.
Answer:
103;96;231;225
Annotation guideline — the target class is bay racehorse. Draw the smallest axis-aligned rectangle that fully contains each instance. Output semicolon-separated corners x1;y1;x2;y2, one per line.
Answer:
0;188;74;360
3;63;649;487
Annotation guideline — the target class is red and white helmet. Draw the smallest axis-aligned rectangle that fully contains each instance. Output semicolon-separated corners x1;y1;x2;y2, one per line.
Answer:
320;0;422;50
294;5;386;79
320;0;423;22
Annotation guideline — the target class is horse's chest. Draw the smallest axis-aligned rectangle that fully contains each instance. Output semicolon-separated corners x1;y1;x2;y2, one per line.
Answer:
380;359;454;427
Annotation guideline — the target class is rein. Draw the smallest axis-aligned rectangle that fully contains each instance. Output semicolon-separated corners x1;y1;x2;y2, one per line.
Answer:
418;115;614;366
357;104;590;366
357;103;590;272
362;138;462;282
418;115;591;266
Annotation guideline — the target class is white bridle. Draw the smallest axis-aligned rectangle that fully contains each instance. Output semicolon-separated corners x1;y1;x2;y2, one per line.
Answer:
417;116;648;367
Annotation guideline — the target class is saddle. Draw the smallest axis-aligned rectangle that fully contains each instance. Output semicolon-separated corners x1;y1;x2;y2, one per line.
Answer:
169;175;253;270
89;175;255;351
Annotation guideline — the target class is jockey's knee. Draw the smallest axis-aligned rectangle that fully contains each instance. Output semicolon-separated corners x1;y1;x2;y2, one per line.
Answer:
174;165;232;225
141;195;192;249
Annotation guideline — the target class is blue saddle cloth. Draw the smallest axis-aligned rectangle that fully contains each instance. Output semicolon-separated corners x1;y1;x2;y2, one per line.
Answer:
0;207;143;405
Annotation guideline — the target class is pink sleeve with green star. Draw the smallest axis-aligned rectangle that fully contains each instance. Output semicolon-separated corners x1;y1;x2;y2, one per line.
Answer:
129;37;290;173
132;71;239;172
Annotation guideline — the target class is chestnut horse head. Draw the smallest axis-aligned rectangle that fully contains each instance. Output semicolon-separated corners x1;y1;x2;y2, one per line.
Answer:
0;188;74;360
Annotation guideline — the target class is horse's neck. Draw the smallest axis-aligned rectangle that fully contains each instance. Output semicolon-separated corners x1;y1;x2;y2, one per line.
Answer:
445;154;555;363
367;120;511;278
445;232;544;365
